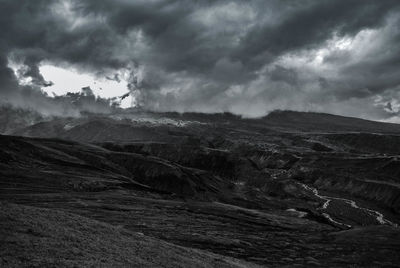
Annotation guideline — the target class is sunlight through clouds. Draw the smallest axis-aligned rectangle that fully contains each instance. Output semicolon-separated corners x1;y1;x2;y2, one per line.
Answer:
39;64;133;108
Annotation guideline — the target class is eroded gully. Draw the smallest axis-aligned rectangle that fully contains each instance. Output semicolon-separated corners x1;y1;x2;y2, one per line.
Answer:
299;183;397;229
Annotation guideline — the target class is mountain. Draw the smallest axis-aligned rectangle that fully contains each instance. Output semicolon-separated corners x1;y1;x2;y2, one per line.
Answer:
1;109;400;266
11;110;400;144
262;110;400;133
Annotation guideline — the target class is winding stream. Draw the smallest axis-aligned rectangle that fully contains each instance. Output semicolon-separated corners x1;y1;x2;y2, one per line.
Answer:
299;183;397;228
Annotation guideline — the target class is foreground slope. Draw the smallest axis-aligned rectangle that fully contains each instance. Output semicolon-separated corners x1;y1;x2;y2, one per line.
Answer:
0;202;256;268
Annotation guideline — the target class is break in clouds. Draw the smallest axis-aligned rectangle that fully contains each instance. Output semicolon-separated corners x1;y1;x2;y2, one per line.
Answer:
1;0;400;120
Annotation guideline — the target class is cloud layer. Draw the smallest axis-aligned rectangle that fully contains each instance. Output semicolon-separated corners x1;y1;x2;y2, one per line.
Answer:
1;0;400;120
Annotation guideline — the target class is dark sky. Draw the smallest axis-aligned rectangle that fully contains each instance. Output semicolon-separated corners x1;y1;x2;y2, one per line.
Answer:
1;0;400;120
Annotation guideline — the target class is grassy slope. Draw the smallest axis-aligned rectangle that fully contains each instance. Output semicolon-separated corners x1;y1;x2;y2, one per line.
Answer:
0;202;258;268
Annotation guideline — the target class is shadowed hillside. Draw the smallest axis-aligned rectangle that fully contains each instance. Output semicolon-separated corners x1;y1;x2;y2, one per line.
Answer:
261;110;400;133
0;202;257;268
1;109;400;267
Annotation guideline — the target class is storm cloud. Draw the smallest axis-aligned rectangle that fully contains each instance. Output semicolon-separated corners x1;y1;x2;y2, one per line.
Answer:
1;0;400;120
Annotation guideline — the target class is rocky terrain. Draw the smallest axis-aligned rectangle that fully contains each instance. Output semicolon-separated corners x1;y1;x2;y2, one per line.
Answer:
1;107;400;267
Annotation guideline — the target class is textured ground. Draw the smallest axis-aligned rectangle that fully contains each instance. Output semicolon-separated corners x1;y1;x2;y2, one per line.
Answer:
1;110;400;267
0;202;257;268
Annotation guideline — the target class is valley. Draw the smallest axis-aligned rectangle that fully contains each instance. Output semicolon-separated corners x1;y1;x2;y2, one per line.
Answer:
1;109;400;267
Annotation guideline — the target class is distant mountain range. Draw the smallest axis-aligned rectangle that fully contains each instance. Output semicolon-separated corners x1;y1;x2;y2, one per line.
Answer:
3;105;400;139
262;110;400;133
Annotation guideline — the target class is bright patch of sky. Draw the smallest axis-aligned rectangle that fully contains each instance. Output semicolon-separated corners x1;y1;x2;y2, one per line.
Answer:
39;64;133;108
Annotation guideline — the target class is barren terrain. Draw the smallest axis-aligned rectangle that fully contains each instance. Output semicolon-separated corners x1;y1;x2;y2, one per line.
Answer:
1;108;400;267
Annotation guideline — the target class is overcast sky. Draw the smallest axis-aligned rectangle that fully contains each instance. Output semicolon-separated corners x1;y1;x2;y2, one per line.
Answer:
1;0;400;120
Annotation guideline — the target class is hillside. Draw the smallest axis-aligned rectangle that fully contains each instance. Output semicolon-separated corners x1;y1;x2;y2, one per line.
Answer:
262;110;400;133
0;202;256;268
1;109;400;266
